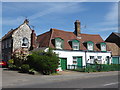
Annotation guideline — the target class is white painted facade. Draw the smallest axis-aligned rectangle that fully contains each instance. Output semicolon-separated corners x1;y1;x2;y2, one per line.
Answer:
85;51;111;64
53;49;111;71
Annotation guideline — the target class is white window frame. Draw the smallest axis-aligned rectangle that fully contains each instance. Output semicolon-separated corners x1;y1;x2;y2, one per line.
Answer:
21;37;29;48
101;44;106;51
90;56;94;64
97;56;102;60
55;38;63;49
73;42;79;50
73;57;77;65
87;43;93;51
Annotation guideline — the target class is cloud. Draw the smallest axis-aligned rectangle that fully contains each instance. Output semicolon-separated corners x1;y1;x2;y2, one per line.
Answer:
2;2;86;26
28;3;85;20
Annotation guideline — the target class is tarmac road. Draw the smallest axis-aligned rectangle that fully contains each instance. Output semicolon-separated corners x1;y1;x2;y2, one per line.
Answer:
1;68;120;88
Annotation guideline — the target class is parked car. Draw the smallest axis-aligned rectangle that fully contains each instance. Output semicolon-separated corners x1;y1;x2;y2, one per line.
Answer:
0;59;7;68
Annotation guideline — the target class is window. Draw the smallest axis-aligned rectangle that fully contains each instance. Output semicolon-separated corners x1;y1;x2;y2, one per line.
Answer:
55;38;63;49
90;56;94;59
87;42;94;51
9;39;11;47
5;41;7;48
7;40;9;48
22;37;29;47
90;56;94;64
72;40;79;50
101;43;106;51
2;42;4;49
97;56;102;60
73;57;77;65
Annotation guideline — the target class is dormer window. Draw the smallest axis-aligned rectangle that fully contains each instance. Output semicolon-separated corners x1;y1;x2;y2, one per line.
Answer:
55;38;64;49
87;41;94;51
22;37;29;47
72;40;79;50
100;42;106;51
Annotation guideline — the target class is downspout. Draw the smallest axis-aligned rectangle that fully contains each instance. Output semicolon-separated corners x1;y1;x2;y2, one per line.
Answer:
85;51;87;67
110;51;112;64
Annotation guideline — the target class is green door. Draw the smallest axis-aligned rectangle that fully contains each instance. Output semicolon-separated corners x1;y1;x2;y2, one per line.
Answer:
60;58;67;70
112;57;119;64
77;57;82;68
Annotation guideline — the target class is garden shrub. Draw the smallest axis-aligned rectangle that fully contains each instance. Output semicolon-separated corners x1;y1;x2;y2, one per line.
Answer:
27;48;59;75
8;64;20;70
20;64;30;73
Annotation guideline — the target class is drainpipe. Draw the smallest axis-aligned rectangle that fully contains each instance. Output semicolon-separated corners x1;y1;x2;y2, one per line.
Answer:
85;51;87;67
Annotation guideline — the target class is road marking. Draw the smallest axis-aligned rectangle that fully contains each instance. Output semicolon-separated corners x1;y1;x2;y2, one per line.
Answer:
103;82;118;86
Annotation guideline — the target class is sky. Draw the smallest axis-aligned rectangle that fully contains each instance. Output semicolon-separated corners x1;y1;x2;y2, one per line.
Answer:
1;1;118;40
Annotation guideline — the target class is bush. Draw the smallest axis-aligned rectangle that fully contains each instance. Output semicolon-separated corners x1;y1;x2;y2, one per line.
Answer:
29;69;39;75
20;64;30;73
8;59;14;64
8;64;20;70
27;48;59;75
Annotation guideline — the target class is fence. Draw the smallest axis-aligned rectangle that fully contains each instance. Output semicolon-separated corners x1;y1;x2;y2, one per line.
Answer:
67;64;120;72
68;65;85;70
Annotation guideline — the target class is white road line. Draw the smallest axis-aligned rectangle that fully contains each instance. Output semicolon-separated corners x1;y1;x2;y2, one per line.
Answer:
103;82;118;86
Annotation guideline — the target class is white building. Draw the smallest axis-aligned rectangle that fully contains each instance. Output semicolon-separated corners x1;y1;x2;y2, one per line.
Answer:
37;20;111;71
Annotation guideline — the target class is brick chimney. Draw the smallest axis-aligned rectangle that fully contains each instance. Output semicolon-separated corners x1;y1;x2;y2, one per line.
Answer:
74;20;81;36
30;30;37;50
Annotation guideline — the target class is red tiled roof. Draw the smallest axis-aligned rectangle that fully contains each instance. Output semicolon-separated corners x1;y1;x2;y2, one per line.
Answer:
106;42;120;56
37;28;107;51
2;29;16;40
37;31;52;47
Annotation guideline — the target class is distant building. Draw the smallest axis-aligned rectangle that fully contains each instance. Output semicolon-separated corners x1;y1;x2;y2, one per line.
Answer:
105;32;120;64
1;19;37;61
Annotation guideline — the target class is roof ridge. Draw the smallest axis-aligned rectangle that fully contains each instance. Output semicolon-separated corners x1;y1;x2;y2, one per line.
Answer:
80;33;100;36
51;28;73;33
51;28;101;36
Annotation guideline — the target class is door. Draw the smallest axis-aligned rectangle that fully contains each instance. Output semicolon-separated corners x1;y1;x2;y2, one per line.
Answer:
112;57;119;64
77;57;82;68
60;58;67;70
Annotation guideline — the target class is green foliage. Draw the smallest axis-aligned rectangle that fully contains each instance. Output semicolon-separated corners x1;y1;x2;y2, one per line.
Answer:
20;64;30;73
27;48;59;75
8;59;14;64
8;64;20;70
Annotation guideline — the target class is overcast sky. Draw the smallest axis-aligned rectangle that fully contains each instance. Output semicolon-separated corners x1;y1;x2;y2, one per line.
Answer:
1;2;118;40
